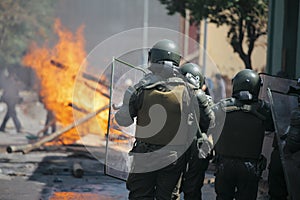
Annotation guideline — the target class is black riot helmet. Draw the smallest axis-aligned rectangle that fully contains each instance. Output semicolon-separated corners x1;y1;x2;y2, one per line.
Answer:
232;69;262;100
148;39;181;66
180;62;205;88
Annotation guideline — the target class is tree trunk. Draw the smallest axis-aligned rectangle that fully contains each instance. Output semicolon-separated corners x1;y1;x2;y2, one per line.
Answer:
230;18;255;69
243;55;252;69
231;42;253;69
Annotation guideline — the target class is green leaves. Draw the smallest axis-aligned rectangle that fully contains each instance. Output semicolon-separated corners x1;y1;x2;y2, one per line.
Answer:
0;0;56;69
159;0;269;69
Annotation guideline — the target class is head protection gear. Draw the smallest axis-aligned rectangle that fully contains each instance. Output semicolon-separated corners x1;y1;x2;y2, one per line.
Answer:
232;69;262;100
180;62;205;88
148;39;181;66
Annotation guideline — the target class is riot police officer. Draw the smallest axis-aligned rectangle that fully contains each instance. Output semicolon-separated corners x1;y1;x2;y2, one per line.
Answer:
115;39;196;200
284;106;300;154
283;96;300;200
178;62;215;200
214;69;274;200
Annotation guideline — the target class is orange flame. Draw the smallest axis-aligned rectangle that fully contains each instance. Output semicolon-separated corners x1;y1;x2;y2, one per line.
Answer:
22;19;109;145
50;192;115;200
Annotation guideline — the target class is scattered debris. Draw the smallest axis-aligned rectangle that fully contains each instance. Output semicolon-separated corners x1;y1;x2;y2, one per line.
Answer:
72;162;84;178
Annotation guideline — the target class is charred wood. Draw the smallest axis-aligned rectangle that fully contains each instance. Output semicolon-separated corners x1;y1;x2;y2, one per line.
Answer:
82;72;110;88
50;60;67;69
7;104;109;154
68;103;89;114
84;82;110;99
72;162;84;178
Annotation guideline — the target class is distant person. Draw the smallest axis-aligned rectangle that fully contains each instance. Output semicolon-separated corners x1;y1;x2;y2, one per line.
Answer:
36;86;56;136
203;77;214;97
43;105;56;135
213;73;226;103
0;73;22;133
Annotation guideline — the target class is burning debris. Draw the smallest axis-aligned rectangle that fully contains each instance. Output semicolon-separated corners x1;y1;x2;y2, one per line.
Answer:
22;19;111;145
7;105;109;154
50;59;67;69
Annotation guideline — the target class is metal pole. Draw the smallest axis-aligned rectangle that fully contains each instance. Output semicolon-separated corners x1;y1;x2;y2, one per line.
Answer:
143;0;149;65
202;18;208;76
104;57;115;175
184;9;190;58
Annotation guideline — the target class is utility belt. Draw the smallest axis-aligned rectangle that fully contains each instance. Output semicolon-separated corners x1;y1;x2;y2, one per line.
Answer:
216;154;260;163
129;140;164;154
129;140;187;155
216;154;267;176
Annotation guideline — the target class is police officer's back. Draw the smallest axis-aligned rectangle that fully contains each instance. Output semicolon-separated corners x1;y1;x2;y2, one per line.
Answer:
115;39;194;200
214;69;274;200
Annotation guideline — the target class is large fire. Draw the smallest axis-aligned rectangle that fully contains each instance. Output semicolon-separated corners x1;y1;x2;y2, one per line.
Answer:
22;19;109;145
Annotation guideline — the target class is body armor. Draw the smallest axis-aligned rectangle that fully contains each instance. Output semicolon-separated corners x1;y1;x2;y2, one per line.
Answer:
215;97;273;159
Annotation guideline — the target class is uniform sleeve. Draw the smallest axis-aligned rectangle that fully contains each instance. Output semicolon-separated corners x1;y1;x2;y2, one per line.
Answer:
261;101;275;132
195;89;215;133
115;80;145;127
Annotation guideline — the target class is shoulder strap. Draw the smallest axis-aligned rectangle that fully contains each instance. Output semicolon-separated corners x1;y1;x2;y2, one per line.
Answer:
142;76;189;90
220;97;237;112
133;73;161;90
221;98;267;120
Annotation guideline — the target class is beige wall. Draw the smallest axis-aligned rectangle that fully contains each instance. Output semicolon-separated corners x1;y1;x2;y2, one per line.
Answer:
200;22;268;79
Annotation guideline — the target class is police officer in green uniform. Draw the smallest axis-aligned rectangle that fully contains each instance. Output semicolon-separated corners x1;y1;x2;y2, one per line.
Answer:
178;63;215;200
115;39;196;200
214;69;274;200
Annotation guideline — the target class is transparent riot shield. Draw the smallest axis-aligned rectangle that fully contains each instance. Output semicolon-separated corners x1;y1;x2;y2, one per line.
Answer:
105;50;147;180
267;88;299;199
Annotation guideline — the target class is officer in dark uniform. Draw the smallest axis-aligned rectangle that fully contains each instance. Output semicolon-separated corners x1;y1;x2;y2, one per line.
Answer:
115;39;195;200
282;95;300;200
284;106;300;154
179;62;215;200
214;69;274;200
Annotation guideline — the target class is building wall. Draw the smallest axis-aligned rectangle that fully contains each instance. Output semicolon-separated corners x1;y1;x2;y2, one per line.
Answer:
267;0;300;78
201;23;268;79
266;0;285;76
181;20;268;79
